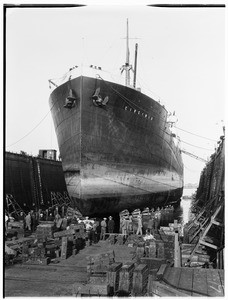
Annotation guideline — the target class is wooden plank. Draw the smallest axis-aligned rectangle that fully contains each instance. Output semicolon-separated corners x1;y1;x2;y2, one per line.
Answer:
162;266;172;282
192;268;208;296
156;264;167;280
178;268;193;295
199;239;218;249
151;281;190;297
164;267;181;287
206;269;224;297
218;269;224;288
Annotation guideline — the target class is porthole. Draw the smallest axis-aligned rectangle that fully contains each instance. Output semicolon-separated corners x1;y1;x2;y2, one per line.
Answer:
134;109;136;113
129;108;132;112
138;111;140;115
145;114;147;118
125;106;128;110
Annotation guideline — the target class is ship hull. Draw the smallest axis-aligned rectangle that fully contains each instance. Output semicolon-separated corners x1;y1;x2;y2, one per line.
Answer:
49;76;183;215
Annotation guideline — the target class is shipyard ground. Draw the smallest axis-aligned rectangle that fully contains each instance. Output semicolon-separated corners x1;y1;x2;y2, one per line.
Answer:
5;237;224;297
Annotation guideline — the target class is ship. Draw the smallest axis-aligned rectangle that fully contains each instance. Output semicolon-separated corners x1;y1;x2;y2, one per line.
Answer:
49;20;184;216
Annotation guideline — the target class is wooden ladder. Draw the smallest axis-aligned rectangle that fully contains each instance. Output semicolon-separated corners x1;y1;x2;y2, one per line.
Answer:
188;203;223;261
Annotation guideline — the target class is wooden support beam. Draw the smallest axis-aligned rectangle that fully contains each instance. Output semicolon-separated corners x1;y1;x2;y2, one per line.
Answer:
199;240;218;250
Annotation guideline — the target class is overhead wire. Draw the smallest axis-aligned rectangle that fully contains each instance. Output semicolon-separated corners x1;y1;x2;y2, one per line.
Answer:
6;110;52;148
6;84;60;149
173;125;217;142
180;139;214;151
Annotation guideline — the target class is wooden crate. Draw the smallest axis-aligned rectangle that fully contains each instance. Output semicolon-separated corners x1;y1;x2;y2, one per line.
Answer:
107;262;123;294
119;262;135;293
132;264;149;295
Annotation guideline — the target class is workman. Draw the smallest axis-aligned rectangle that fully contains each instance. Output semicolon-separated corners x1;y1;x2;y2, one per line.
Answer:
86;221;93;246
100;218;107;240
31;210;36;232
55;212;62;231
18;211;24;221
143;229;156;241
25;212;31;231
154;208;161;232
136;215;143;235
147;214;154;234
91;219;98;243
121;217;127;237
5;214;9;236
128;215;133;234
108;216;115;234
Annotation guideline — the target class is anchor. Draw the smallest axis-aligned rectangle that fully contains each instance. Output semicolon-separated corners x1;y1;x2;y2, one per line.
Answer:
92;87;109;107
64;89;77;109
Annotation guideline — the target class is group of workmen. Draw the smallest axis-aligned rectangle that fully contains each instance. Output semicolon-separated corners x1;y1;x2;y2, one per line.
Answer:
120;206;174;237
5;204;174;245
82;216;115;245
5;206;70;236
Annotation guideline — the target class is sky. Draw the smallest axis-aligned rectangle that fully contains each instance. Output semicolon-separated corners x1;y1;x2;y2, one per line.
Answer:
5;2;226;184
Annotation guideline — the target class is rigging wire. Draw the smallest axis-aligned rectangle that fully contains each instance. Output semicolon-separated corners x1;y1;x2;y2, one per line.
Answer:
173;125;217;142
6;89;58;149
6;110;51;148
180;139;214;151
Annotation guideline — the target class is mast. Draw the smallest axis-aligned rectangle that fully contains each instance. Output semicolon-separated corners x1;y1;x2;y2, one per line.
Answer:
133;43;138;88
125;19;130;86
121;19;132;87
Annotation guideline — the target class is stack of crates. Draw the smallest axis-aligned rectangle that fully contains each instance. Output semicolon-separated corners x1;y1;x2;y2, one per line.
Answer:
22;241;49;265
116;234;125;245
136;242;145;261
119;262;135;294
86;251;115;280
107;262;123;295
36;223;55;242
125;234;144;247
107;234;116;245
73;251;116;296
132;264;149;295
